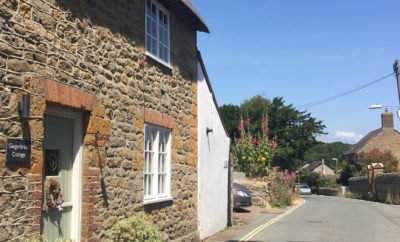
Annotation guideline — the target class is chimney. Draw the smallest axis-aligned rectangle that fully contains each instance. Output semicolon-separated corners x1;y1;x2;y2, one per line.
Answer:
381;109;394;129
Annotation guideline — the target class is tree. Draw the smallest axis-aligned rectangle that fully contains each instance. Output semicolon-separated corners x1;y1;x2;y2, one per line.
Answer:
266;97;325;170
357;148;399;174
219;104;240;140
338;149;399;185
304;141;351;170
219;95;325;171
239;95;270;135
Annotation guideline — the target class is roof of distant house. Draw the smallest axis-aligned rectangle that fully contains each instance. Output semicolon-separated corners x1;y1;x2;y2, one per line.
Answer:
306;160;333;171
344;128;382;156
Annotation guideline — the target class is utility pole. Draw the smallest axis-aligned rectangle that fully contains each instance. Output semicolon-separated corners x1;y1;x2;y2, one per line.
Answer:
393;60;400;105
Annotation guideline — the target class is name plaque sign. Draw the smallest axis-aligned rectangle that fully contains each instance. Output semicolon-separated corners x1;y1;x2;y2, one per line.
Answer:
6;139;31;163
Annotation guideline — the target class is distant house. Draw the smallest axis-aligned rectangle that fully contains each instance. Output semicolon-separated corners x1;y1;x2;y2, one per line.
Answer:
345;110;400;165
304;160;335;177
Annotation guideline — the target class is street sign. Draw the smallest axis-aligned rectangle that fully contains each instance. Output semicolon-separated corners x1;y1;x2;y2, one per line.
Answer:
6;139;31;164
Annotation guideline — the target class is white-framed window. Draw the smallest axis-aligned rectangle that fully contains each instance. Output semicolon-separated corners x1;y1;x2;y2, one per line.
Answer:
145;0;170;66
144;123;172;204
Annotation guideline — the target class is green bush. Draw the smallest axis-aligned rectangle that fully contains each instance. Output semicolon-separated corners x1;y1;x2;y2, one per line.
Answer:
24;235;72;242
24;235;46;242
107;213;162;242
269;178;293;208
318;178;340;189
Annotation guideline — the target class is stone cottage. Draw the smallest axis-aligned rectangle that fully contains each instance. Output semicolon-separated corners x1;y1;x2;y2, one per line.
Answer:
345;110;400;165
0;0;209;241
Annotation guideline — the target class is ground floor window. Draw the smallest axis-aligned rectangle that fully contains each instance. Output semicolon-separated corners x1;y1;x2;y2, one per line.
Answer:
144;123;172;203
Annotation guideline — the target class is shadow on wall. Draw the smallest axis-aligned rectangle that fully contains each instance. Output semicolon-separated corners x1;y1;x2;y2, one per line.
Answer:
144;200;173;213
55;0;194;81
57;0;142;42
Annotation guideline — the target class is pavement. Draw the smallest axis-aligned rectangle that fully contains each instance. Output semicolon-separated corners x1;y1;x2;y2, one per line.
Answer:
205;199;304;242
205;195;400;242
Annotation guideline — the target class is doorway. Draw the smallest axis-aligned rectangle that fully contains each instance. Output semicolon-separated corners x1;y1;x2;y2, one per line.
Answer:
41;106;82;241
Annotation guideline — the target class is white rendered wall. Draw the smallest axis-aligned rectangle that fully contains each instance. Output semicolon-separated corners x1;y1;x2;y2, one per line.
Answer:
197;62;231;239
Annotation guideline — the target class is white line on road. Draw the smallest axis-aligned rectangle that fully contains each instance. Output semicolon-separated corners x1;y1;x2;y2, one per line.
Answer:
240;199;306;242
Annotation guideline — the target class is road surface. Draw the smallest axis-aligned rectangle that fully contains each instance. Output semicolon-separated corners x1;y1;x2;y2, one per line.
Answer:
247;195;400;242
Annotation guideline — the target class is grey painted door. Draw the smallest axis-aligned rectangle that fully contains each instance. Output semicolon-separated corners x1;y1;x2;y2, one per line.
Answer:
41;115;74;240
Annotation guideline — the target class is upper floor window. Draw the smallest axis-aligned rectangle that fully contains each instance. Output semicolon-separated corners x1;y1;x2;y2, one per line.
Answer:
145;0;170;66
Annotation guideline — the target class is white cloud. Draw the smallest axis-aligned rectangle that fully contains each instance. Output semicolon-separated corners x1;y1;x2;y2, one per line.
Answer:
335;131;363;143
317;131;364;144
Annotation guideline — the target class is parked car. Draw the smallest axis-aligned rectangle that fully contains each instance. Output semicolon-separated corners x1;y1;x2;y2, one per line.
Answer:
233;183;252;209
299;184;312;195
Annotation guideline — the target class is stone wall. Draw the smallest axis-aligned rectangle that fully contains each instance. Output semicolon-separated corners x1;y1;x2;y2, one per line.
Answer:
0;0;200;241
348;176;369;198
236;177;272;207
375;173;400;202
349;173;400;202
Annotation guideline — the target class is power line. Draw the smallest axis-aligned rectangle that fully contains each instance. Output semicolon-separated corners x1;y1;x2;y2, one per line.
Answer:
296;73;395;109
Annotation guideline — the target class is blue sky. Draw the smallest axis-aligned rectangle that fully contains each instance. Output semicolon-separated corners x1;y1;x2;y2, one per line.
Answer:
192;0;400;144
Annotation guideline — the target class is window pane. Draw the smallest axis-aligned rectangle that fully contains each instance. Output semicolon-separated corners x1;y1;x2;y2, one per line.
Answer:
164;14;168;26
149;153;153;172
152;38;157;55
151;3;156;18
164;29;168;45
159;43;163;60
162;154;166;172
151;20;157;36
146;17;152;35
148;175;152;194
145;152;148;172
158;174;162;194
159;10;163;22
145;175;150;195
158;153;162;173
146;0;151;14
159;26;163;44
162;47;168;62
164;48;169;62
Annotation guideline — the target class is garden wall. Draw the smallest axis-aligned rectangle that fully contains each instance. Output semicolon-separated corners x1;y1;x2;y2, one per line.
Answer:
375;173;400;201
235;174;273;207
349;173;400;201
318;188;340;197
348;176;369;198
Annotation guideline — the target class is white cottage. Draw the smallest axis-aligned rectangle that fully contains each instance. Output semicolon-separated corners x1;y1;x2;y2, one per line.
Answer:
197;52;231;239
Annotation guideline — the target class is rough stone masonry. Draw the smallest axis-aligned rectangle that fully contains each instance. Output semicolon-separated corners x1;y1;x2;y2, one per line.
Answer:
0;0;200;241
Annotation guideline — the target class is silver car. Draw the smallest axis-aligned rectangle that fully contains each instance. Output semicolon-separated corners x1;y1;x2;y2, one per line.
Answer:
299;184;312;195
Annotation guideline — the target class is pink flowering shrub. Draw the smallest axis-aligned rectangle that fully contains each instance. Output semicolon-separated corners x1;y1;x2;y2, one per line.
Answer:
270;170;297;208
233;114;277;177
276;170;297;187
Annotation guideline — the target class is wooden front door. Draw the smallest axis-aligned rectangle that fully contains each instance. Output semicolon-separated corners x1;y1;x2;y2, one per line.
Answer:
41;114;76;240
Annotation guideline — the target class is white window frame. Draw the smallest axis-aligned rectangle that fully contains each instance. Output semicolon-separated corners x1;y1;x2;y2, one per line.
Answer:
145;0;171;68
144;123;172;204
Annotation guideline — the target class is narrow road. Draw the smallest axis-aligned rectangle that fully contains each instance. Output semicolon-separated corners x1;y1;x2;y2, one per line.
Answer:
247;195;400;242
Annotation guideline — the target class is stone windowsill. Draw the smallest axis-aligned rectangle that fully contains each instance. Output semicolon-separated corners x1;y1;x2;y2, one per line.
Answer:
145;52;172;70
143;196;173;205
